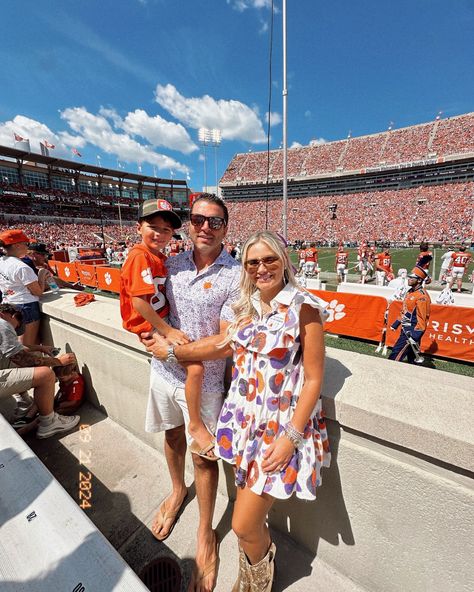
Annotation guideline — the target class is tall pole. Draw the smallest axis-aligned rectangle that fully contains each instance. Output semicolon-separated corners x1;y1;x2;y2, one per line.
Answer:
282;0;288;240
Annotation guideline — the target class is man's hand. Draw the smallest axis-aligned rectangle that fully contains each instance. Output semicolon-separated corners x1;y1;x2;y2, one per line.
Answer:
140;332;169;359
162;327;191;346
39;345;55;355
57;353;76;366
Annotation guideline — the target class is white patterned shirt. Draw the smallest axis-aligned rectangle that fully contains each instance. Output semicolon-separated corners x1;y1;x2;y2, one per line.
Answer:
151;248;241;393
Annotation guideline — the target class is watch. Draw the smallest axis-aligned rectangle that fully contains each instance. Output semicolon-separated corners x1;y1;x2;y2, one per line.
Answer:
166;345;178;364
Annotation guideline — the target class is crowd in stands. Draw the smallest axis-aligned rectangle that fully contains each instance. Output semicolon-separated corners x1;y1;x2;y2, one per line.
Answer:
225;182;474;244
221;113;474;184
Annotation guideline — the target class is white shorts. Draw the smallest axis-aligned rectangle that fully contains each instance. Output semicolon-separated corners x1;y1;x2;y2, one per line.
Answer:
450;267;465;279
336;264;347;274
304;261;316;273
145;370;223;443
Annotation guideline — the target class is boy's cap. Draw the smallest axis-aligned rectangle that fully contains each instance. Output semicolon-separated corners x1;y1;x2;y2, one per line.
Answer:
138;199;181;229
28;242;50;255
0;229;31;245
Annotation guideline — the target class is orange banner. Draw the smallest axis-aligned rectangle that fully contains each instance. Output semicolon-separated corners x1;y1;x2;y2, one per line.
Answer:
96;266;121;293
386;301;474;362
309;290;387;342
54;260;79;283
76;263;97;288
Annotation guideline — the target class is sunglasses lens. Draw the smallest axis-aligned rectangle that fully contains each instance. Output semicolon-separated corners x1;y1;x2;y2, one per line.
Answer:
209;217;224;230
190;215;205;227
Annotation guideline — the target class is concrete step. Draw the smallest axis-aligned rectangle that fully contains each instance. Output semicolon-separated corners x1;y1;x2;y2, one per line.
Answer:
4;401;365;591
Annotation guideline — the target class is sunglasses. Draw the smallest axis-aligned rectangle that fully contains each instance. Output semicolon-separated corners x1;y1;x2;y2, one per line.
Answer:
244;256;280;271
190;214;226;230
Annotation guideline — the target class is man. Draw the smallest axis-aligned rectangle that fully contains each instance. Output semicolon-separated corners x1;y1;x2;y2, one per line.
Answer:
304;242;319;277
388;265;431;364
375;244;393;286
357;241;370;283
142;194;240;592
438;245;454;284
0;303;80;437
447;245;472;293
335;244;349;284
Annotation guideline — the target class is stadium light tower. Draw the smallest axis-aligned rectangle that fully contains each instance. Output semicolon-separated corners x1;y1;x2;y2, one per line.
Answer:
199;127;222;193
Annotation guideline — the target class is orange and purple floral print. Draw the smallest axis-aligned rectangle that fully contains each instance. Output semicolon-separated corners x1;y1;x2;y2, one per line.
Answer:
214;285;331;500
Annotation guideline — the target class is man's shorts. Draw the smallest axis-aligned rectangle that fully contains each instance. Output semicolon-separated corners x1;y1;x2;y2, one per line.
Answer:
450;267;465;279
336;264;347;275
304;262;316;274
14;302;41;324
0;367;34;399
145;370;223;444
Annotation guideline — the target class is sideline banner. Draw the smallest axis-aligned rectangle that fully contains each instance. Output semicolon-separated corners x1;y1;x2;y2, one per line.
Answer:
76;263;97;288
386;302;474;363
309;289;387;342
55;260;79;283
96;266;121;293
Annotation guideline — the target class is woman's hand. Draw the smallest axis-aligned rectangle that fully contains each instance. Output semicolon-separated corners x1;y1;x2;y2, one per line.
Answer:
163;327;191;346
261;436;295;474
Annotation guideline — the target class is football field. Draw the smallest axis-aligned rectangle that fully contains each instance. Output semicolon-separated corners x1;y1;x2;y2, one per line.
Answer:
290;247;447;280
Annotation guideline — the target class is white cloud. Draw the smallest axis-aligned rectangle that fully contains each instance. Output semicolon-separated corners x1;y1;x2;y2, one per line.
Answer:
0;115;68;155
60;107;189;173
304;110;312;119
265;111;282;127
309;137;328;146
155;83;266;143
122;109;198;154
290;141;303;149
227;0;273;11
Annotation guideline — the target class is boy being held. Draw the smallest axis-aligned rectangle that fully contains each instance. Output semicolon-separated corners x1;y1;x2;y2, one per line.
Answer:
120;199;215;460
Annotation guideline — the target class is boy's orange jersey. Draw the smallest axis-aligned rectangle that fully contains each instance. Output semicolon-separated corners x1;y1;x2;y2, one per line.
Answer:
120;244;169;335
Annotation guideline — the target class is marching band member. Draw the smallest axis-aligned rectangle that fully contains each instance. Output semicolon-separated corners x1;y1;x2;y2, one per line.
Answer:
389;261;431;364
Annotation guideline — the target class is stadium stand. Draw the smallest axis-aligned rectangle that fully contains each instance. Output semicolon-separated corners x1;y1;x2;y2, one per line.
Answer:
222;112;474;183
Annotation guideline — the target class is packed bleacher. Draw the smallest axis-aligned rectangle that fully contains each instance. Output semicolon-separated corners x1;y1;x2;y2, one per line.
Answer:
221;112;474;184
225;181;474;243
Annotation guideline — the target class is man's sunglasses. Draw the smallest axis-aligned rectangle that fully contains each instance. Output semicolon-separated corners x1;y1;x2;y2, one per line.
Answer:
190;214;226;230
244;256;280;271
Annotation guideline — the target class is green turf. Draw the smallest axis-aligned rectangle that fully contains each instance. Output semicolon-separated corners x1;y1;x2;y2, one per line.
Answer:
290;247;446;277
324;334;474;377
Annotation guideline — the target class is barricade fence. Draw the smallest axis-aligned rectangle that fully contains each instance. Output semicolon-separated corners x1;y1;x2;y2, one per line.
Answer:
51;261;474;363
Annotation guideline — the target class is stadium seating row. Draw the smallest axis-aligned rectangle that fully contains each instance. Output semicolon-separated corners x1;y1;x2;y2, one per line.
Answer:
220;112;474;184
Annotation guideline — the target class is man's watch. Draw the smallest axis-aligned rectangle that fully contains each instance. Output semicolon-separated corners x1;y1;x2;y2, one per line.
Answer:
166;345;178;364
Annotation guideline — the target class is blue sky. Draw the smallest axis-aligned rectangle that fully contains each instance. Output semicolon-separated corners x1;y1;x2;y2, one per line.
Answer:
1;0;473;191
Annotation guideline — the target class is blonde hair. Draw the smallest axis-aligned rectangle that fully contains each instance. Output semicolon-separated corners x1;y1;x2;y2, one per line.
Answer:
222;230;298;345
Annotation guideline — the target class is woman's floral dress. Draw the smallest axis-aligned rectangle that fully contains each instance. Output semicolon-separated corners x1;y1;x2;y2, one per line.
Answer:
215;284;331;500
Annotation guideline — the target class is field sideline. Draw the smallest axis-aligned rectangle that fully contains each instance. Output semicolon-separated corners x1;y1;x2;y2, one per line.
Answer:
289;247;448;278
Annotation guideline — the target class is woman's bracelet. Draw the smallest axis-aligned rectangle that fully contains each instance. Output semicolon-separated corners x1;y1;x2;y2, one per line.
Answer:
283;422;304;448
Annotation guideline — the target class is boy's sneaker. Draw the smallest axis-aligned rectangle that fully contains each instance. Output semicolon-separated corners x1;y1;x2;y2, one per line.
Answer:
36;413;80;439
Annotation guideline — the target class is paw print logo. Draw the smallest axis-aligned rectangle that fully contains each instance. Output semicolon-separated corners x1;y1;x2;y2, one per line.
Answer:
104;272;112;286
64;266;71;278
140;268;153;285
325;299;346;323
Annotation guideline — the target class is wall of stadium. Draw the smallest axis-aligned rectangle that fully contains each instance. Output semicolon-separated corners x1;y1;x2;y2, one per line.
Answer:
39;291;474;592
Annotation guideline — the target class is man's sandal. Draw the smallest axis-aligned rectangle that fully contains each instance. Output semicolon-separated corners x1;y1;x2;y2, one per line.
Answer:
151;491;188;541
190;531;220;591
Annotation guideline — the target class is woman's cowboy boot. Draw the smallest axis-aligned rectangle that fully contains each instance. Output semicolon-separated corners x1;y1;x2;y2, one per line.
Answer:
248;542;276;592
232;543;252;592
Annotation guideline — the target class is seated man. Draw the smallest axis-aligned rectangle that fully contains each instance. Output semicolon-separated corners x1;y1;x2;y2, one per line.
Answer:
0;303;80;438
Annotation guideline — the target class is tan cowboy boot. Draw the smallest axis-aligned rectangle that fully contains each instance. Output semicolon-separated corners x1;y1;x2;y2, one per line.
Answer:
248;541;276;592
231;543;252;592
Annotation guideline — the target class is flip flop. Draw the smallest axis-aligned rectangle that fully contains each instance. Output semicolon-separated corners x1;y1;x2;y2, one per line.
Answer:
190;531;220;592
189;437;219;461
151;491;188;541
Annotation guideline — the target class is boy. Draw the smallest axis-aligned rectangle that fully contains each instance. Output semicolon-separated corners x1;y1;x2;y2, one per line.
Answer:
120;200;214;459
54;362;85;415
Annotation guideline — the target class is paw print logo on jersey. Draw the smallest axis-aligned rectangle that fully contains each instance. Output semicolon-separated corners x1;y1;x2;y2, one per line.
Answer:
64;266;71;278
325;299;346;323
104;272;112;286
140;268;153;285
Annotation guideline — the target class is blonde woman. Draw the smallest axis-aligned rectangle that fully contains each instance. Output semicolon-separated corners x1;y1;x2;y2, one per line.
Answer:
146;230;331;592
